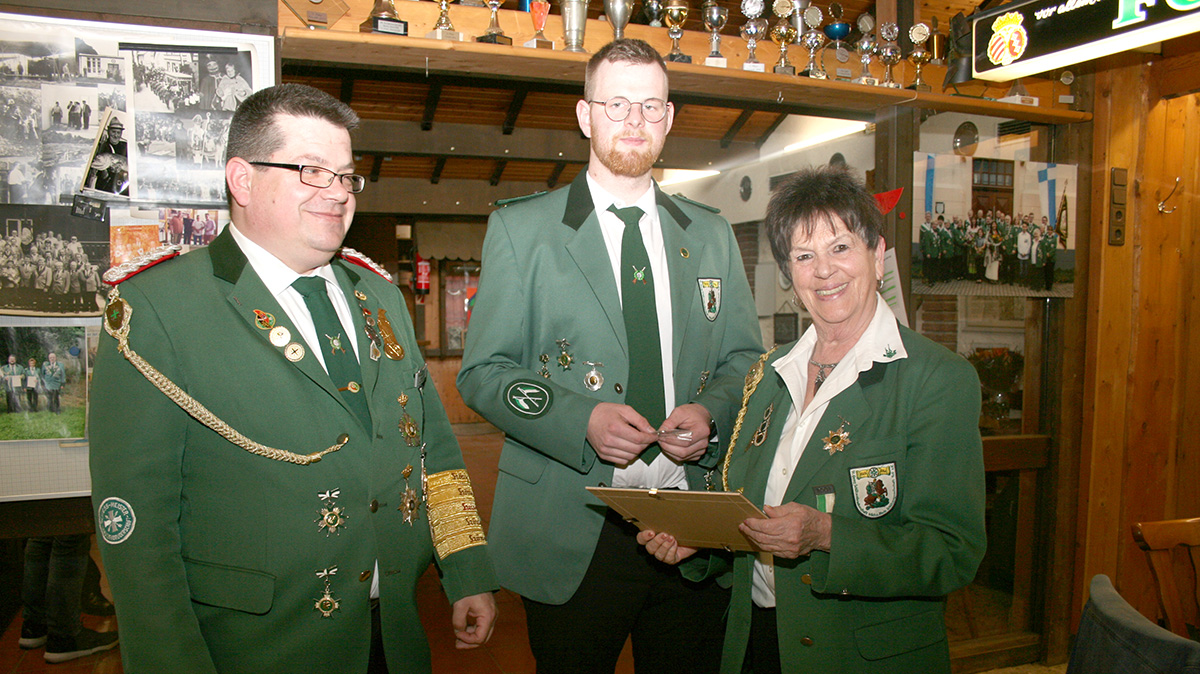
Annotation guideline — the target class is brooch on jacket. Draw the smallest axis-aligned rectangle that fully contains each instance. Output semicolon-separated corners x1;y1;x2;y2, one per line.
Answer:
822;416;852;455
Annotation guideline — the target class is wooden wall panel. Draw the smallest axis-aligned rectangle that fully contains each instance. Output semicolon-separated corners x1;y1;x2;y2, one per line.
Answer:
426;357;485;425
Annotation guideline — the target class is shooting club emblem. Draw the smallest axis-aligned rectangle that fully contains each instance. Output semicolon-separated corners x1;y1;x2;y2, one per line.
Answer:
698;278;722;321
97;497;136;544
850;462;897;518
504;379;553;418
987;12;1028;66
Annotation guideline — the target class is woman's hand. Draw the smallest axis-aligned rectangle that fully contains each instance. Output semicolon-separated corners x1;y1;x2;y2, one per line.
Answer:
739;503;832;559
636;529;698;565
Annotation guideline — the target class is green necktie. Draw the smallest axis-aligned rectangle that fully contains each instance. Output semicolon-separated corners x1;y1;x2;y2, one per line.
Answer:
292;276;372;432
609;204;664;464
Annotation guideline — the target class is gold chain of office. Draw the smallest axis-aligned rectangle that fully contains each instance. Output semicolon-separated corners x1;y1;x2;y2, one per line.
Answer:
720;346;778;492
102;285;348;466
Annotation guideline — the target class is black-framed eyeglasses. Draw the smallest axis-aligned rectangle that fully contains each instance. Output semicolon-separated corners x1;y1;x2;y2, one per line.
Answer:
249;162;366;194
587;97;669;123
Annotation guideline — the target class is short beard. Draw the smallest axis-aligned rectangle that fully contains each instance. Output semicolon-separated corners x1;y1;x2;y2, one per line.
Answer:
596;133;657;178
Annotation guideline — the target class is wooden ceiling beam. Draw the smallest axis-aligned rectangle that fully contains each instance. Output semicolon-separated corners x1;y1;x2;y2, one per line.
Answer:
431;157;446;185
421;83;443;132
548;162;566;189
503;89;528;136
720;109;755;149
489;160;507;186
369;154;384;183
340;77;354;104
755;113;789;148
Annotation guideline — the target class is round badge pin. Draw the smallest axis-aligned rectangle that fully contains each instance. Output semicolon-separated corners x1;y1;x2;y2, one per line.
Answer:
269;326;291;347
285;342;306;362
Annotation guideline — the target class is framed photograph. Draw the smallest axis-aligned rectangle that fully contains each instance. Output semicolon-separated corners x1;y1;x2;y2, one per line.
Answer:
773;312;799;345
0;321;88;441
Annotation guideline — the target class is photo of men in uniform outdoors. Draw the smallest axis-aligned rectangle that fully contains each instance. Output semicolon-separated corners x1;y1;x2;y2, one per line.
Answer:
0;324;87;440
0;204;110;315
912;154;1076;298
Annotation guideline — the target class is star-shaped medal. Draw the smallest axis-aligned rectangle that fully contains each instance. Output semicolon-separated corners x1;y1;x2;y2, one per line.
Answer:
316;504;347;535
314;588;340;618
823;416;852;455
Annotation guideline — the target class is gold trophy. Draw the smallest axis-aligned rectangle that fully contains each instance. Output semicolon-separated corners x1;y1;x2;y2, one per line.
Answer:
769;0;797;75
524;0;554;48
360;0;409;34
426;0;464;40
906;22;931;91
477;0;513;44
665;0;692;63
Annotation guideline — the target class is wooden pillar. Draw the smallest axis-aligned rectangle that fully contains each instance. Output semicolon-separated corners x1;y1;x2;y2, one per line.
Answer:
874;105;917;322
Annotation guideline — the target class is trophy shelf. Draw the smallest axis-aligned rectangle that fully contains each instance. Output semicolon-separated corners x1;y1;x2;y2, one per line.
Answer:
279;1;1090;125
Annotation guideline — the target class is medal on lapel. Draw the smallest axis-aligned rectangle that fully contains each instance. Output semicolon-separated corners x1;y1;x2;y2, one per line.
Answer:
823;415;852;455
397;393;420;447
315;489;347;535
399;464;420;525
253;310;275;330
376;309;405;361
356;294;384;362
314;567;340;618
556;339;574;371
538;353;551;379
583;361;604;391
696;370;710;396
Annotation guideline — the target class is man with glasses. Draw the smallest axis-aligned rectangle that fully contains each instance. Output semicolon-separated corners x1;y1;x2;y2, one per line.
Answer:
90;84;497;674
459;39;762;673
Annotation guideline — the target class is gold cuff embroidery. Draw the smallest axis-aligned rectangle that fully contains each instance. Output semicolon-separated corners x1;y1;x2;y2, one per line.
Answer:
426;469;487;559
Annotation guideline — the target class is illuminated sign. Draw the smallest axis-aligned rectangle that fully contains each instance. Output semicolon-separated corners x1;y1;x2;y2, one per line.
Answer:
972;0;1200;81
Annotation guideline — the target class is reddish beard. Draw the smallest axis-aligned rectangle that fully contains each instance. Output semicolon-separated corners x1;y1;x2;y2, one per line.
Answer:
597;131;657;178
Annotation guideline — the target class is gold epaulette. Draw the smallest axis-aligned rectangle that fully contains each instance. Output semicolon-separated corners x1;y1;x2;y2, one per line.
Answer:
425;469;487;559
103;245;183;285
672;193;721;214
339;247;393;283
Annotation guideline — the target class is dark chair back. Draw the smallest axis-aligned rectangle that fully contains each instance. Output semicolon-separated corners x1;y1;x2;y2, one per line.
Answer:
1066;574;1200;674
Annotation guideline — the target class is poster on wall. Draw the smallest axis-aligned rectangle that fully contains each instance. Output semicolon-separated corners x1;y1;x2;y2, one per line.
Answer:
0;12;273;207
0;321;88;441
911;152;1076;298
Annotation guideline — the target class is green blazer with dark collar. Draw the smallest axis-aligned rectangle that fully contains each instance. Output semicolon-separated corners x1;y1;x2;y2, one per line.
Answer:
713;324;985;673
89;229;496;674
457;169;764;604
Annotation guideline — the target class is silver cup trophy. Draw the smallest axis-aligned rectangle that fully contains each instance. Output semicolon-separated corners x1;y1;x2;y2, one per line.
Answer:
644;0;664;27
605;0;633;41
703;0;729;67
665;0;692;63
562;0;589;53
798;5;825;78
877;21;901;88
360;0;409;35
769;0;797;75
740;0;768;71
906;22;932;91
477;0;513;44
426;0;463;40
853;12;879;86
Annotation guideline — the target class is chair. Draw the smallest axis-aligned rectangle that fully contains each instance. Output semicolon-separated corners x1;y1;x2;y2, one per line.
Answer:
1066;574;1200;674
1133;517;1200;638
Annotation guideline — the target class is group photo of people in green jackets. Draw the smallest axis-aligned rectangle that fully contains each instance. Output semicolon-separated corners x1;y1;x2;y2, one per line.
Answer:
917;209;1062;291
0;325;86;440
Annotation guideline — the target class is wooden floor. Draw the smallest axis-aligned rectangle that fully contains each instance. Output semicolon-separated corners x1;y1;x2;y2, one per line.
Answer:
0;425;1034;673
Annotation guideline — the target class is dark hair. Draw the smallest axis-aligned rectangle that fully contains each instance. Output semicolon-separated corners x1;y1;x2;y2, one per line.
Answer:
584;39;668;100
224;83;359;207
765;165;884;283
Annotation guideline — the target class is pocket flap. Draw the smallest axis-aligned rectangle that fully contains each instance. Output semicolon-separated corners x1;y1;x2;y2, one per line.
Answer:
497;444;549;484
184;557;275;615
854;607;945;661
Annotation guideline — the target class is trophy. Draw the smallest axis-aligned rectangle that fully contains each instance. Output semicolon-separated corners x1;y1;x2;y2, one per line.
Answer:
477;0;513;44
645;0;664;27
853;12;878;86
769;0;797;75
360;0;409;34
797;5;826;78
822;2;852;80
740;0;768;72
524;0;554;48
605;0;633;41
562;0;589;53
665;0;692;63
426;0;463;40
906;22;931;91
928;16;947;65
702;0;729;67
877;21;901;88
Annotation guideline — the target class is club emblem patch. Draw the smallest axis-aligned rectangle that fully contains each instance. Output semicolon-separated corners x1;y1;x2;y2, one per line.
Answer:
97;497;136;544
850;462;897;518
698;278;722;321
505;379;553;418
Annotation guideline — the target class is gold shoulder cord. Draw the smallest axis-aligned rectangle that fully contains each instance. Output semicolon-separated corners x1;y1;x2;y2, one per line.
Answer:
720;347;778;492
103;286;348;466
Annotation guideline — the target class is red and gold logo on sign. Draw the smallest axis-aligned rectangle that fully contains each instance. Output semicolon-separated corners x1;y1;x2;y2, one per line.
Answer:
987;12;1028;66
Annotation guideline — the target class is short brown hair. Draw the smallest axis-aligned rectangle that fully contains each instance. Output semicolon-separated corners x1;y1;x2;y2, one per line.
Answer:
584;39;669;100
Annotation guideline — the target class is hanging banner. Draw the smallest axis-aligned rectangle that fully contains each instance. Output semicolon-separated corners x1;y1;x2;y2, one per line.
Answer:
972;0;1200;81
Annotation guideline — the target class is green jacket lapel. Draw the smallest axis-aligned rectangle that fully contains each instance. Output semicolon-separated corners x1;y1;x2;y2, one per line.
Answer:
332;261;379;398
781;375;874;504
562;169;628;356
656;185;705;375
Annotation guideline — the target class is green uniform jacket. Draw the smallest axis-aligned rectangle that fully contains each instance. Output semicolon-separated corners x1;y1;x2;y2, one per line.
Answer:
41;362;64;391
89;229;496;674
456;170;764;605
709;325;985;673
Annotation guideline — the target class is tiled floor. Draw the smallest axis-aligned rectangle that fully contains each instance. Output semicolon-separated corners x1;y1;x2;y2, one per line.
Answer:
0;425;1051;674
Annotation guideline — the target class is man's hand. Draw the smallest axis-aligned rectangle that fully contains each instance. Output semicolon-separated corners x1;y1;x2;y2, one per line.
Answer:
657;403;712;462
451;592;497;649
739;503;832;559
587;403;657;466
636;529;698;565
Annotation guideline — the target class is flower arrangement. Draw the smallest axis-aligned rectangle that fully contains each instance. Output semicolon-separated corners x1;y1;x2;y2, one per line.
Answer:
966;347;1024;392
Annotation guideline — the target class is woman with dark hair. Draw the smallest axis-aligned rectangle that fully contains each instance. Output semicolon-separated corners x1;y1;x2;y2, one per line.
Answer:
640;164;987;673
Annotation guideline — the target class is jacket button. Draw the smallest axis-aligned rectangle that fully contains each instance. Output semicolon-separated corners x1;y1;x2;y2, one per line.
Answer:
801;573;812;585
369;499;379;513
359;569;372;582
614;383;623;393
801;637;814;647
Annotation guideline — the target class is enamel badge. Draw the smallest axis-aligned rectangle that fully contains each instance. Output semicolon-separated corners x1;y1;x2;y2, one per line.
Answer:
698;278;722;321
850;462;897;518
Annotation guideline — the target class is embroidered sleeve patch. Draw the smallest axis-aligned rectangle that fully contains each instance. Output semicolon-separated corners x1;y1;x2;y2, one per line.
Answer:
850;462;897;518
97;497;136;544
504;379;553;418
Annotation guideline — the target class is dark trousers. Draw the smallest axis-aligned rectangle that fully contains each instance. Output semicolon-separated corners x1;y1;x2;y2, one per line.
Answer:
47;389;60;414
746;605;781;674
368;598;388;674
22;535;90;638
24;388;37;412
523;510;729;674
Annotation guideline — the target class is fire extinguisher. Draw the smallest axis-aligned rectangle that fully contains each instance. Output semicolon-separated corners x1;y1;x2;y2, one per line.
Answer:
414;254;430;296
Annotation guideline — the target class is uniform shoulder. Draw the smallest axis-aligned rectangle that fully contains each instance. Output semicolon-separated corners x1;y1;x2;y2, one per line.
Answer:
668;192;721;214
102;245;184;286
897;324;973;372
339;247;393;283
494;190;549;207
